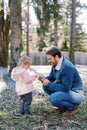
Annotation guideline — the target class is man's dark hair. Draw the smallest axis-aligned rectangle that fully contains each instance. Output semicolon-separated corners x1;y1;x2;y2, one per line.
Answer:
46;47;61;58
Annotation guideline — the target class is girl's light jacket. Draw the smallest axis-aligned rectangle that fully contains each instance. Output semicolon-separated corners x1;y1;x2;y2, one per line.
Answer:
11;67;35;96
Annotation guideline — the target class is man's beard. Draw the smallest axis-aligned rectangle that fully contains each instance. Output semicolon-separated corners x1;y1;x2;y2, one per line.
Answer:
53;65;56;67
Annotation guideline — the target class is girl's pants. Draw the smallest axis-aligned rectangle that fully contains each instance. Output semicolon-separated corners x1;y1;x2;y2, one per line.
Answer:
20;92;32;114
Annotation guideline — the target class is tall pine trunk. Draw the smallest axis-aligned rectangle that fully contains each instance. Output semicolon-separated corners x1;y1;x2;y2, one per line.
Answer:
69;0;76;64
9;0;22;72
26;0;29;56
0;0;10;67
53;0;58;47
54;18;58;47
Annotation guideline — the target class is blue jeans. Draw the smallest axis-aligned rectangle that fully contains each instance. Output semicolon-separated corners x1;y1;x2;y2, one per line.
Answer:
43;85;84;110
20;92;32;114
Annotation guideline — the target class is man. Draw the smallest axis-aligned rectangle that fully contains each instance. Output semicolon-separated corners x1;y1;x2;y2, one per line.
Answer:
38;47;85;115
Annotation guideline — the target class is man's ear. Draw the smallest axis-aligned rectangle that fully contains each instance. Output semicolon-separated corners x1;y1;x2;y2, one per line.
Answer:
55;55;59;59
55;55;60;61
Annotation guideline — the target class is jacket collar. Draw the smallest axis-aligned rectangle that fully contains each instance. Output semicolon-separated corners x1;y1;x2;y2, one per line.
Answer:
55;56;63;70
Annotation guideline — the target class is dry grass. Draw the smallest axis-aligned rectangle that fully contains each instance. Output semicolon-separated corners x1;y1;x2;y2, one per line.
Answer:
0;65;87;130
0;78;87;130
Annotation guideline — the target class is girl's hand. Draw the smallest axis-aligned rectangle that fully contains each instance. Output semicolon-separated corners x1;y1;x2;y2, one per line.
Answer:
32;75;37;79
37;76;44;81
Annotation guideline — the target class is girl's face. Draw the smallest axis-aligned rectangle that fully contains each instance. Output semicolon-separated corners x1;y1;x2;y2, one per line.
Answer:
21;63;30;69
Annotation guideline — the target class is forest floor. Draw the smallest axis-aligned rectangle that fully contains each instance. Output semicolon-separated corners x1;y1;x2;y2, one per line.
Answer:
0;65;87;130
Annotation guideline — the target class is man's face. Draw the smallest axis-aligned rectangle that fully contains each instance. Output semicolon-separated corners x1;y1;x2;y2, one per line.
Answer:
47;54;59;66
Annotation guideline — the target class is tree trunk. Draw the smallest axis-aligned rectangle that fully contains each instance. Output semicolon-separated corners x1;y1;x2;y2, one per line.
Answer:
9;0;22;72
0;0;4;66
3;14;10;67
26;0;29;56
0;0;10;67
54;18;58;47
69;0;76;64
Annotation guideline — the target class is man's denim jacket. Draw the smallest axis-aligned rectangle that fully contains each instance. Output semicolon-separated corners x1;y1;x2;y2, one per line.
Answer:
46;56;84;95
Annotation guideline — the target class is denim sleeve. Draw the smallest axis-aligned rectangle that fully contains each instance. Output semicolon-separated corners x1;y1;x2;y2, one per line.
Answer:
47;67;74;92
45;68;55;82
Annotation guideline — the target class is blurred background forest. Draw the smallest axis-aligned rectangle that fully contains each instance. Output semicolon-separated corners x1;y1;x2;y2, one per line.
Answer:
0;0;87;72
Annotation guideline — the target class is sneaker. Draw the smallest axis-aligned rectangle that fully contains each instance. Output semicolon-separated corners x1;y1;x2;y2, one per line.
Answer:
64;106;79;115
13;110;25;116
25;111;34;116
13;112;23;116
20;111;25;115
27;111;34;116
24;112;35;118
53;107;61;110
54;107;64;110
53;107;65;113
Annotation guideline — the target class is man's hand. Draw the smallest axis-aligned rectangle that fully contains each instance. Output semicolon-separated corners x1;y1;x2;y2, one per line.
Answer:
42;79;49;86
37;76;49;86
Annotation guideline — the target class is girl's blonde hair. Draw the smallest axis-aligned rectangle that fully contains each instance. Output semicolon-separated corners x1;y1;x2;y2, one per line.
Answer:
18;55;32;66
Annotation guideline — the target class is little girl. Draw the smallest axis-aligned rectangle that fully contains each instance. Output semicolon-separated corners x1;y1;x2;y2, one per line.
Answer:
11;55;37;116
